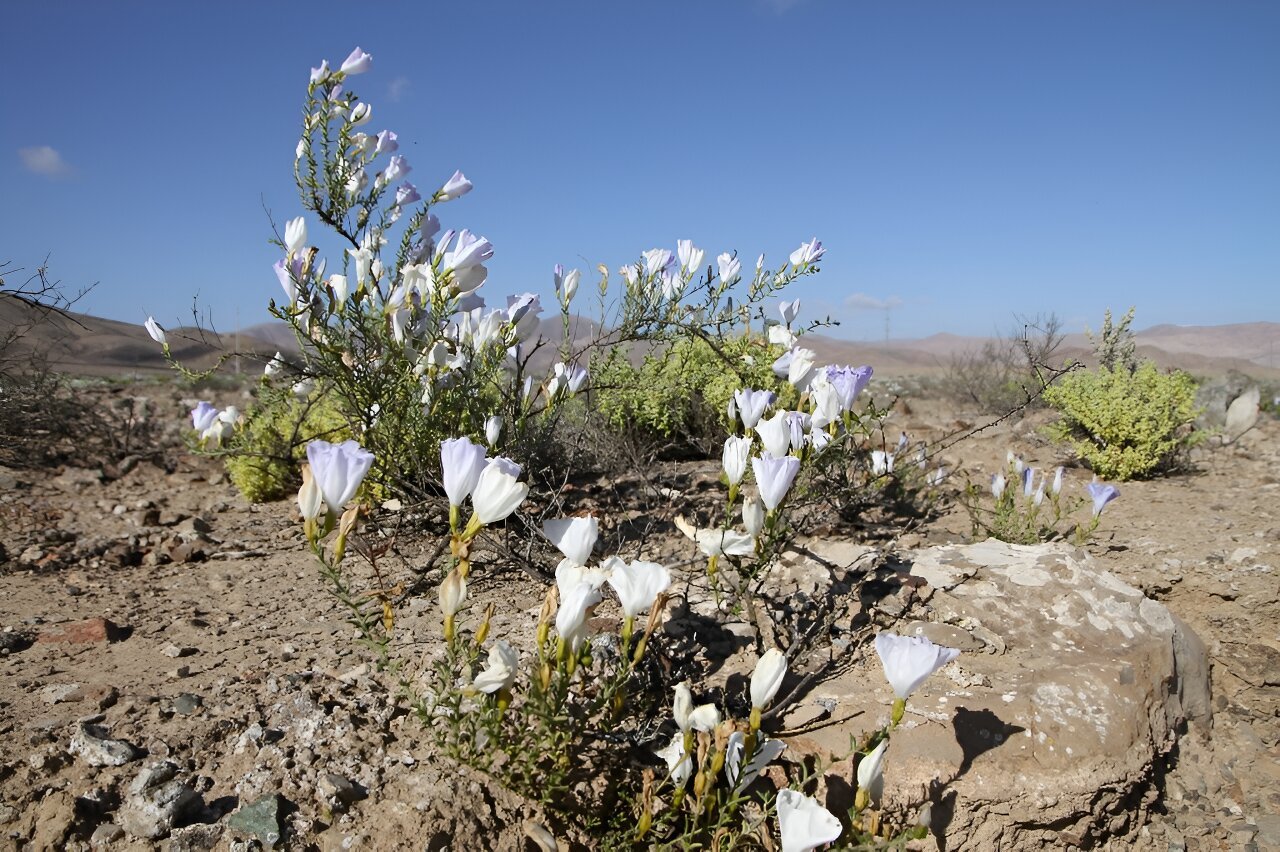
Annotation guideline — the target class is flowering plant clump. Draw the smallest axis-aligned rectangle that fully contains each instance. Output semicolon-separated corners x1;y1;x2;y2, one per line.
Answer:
147;46;981;851
961;451;1119;544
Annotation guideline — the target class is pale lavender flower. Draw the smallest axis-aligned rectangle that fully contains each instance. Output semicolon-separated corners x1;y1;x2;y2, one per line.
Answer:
1051;466;1065;495
1022;467;1036;498
284;217;307;256
676;240;704;274
349;102;372;126
472;457;528;524
809;377;841;429
375;129;398;155
656;733;693;785
349;132;375;158
788;237;825;267
784;411;809;453
856;738;888;807
394;182;420;207
726;732;785;790
871;450;893;476
505;292;542;341
874;632;961;699
755;410;792;458
779;299;800;327
642;248;674;278
991;472;1007;500
421;212;442;242
750;648;787;709
722;435;752;486
305;439;375;514
717;252;741;286
768;324;797;349
340;47;373;75
309;60;330;84
382;154;410;183
733;388;776;430
143;316;166;345
776;789;842;852
328;274;350;305
1086;481;1120;518
437;170;472;201
442;229;493;271
543;515;598;567
273;257;303;304
556;580;602;651
607;559;671;618
190;402;218;434
553;264;580;305
473;641;518;694
689;703;721;732
752;452;801;511
825;365;873;411
484;415;502;447
297;476;323;521
440;437;488;507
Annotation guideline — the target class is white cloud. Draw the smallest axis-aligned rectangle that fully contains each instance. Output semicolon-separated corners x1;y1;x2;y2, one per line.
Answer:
18;145;72;178
844;292;903;311
386;76;410;103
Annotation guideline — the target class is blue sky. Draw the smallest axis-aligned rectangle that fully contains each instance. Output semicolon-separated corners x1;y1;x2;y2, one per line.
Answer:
5;1;1277;340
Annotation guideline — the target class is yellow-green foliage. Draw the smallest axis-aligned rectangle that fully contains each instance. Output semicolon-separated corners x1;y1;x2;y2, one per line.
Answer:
593;334;796;443
1044;361;1203;480
226;388;352;502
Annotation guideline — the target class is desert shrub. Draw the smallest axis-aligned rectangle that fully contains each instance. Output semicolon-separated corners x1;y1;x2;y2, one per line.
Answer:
1087;306;1138;372
592;332;796;452
943;312;1067;414
1044;360;1203;479
0;262;158;469
223;384;352;501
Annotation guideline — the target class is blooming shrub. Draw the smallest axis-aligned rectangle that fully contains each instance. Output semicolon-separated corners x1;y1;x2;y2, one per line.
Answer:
155;46;965;850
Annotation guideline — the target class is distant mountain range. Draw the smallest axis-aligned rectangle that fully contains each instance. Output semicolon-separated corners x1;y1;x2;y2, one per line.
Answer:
2;294;1276;379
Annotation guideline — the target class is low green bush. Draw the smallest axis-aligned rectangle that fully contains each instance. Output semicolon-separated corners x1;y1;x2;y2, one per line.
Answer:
592;333;796;450
1043;360;1203;480
224;385;352;501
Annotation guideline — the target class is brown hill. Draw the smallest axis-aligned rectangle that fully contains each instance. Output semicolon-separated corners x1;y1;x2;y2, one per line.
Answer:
0;294;281;377
3;294;1275;381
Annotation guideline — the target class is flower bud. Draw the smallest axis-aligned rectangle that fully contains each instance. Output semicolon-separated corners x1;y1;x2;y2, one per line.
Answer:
439;568;467;619
743;496;765;538
297;471;323;521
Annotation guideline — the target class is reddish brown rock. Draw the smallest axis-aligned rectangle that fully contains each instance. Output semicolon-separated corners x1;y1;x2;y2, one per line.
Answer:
36;617;125;644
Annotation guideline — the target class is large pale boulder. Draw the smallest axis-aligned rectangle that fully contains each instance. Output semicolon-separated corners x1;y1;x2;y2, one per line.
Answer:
787;539;1208;850
1224;386;1261;443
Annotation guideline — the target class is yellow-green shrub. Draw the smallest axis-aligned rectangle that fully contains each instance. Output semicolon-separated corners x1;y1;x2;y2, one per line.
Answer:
1043;361;1203;480
592;333;796;447
225;387;352;501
